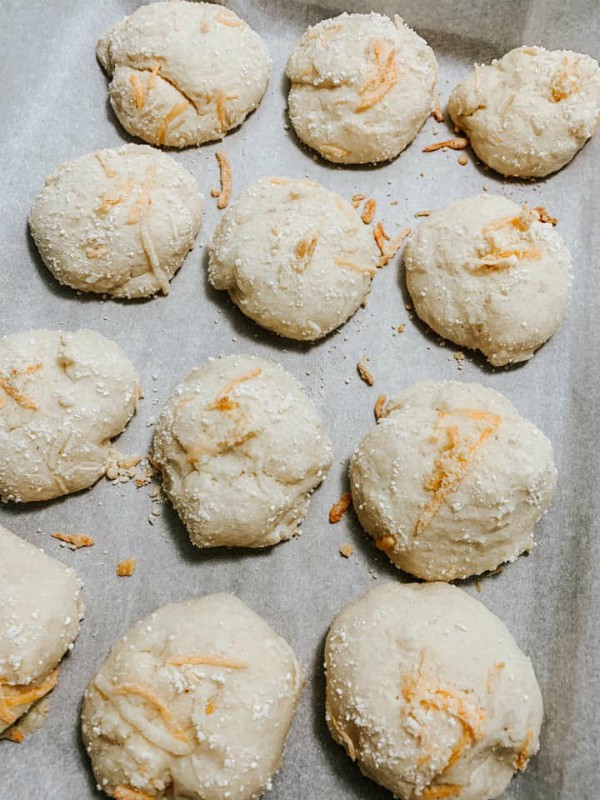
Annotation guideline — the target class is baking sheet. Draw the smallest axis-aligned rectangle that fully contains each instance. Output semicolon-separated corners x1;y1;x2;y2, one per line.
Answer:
1;0;599;798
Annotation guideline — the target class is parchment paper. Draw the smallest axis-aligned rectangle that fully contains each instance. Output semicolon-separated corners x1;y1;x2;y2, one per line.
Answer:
1;1;598;798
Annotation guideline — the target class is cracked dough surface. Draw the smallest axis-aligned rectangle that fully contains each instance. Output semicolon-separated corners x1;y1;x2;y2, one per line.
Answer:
208;177;380;340
448;46;600;178
153;355;332;548
81;593;303;800
29;145;203;299
404;195;572;367
97;1;270;148
350;381;556;581
325;581;543;800
286;12;437;164
0;524;83;734
0;329;141;503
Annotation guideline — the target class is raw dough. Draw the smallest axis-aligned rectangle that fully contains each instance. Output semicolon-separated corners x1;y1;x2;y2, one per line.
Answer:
82;593;303;800
404;195;572;366
286;12;437;164
350;381;556;581
0;525;83;734
448;46;600;177
29;145;203;299
326;581;543;800
0;329;141;502
97;1;270;148
153;355;332;548
208;177;380;340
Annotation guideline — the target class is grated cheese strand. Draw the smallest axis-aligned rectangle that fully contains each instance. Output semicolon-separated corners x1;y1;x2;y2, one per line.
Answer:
129;73;145;110
51;532;95;549
166;654;247;669
113;683;188;742
329;493;352;524
206;368;262;412
211;151;232;210
157;101;189;145
356;42;400;112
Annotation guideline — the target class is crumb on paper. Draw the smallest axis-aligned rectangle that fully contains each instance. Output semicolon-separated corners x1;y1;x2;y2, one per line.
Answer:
396;324;406;334
351;193;366;208
454;351;465;369
329;493;352;524
339;544;354;558
534;206;558;225
432;105;445;122
361;198;377;225
374;394;387;421
51;532;96;549
373;222;411;267
210;150;232;209
357;356;375;386
106;453;144;483
476;579;482;593
458;154;469;166
1;727;24;744
422;137;469;153
117;558;136;577
414;210;431;217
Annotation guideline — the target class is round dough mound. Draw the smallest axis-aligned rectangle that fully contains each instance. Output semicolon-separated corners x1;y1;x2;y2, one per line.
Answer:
404;194;572;367
153;355;332;548
82;593;303;800
286;13;437;164
208;177;380;340
29;145;203;299
97;1;271;148
0;525;83;734
448;46;600;178
0;329;141;503
350;381;556;581
326;581;543;800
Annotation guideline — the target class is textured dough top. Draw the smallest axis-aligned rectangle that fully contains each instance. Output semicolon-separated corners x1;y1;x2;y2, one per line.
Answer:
286;13;437;163
97;1;271;147
326;581;543;800
404;194;572;366
0;525;83;688
82;593;304;800
448;46;600;177
208;177;380;340
153;355;332;548
350;381;556;581
0;330;141;502
29;145;203;299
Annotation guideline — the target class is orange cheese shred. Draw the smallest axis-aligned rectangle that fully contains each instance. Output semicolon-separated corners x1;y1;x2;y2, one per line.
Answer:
114;787;156;800
165;655;248;670
423;138;469;153
157;101;189;145
329;493;352;524
206;368;262;412
211;151;232;209
356;42;399;112
51;532;96;549
515;729;534;771
113;683;189;742
129;73;145;110
361;199;377;225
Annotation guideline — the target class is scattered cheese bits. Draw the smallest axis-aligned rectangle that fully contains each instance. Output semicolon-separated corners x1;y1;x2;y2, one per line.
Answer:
550;55;581;102
356;41;399;111
127;166;156;225
375;534;395;551
320;143;350;160
351;193;366;208
157;101;189;145
0;667;59;727
95;151;116;179
422;786;462;799
487;661;505;693
534;206;558;225
361;198;377;225
0;375;37;411
166;655;247;670
113;683;188;742
423;137;469;152
206;368;262;412
129;72;145;110
432;105;445;122
515;729;534;771
374;394;387;421
478;207;543;270
293;234;318;273
374;222;411;267
215;92;239;133
357;356;375;386
116;558;136;577
339;544;354;558
211;150;232;210
329;492;353;524
114;785;157;800
334;257;377;277
51;532;96;549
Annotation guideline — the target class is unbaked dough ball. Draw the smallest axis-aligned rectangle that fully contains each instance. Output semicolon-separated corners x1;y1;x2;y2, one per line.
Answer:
350;381;556;581
0;525;83;734
208;177;380;340
286;13;437;164
29;145;203;299
448;46;600;178
404;195;572;367
82;593;303;800
326;581;543;800
153;355;332;548
97;1;270;148
0;329;141;503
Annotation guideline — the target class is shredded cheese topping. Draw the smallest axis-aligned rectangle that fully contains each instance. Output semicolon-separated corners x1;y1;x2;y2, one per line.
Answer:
211;151;232;209
423;138;469;153
0;667;59;727
166;655;247;670
51;532;96;549
329;492;352;524
206;368;262;412
157;101;189;145
0;363;41;411
551;55;582;102
293;234;318;273
114;787;156;800
515;729;534;771
335;257;377;277
477;207;542;270
356;40;400;112
361;198;377;225
113;682;189;742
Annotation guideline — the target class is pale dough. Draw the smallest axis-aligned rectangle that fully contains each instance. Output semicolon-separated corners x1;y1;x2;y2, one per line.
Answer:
97;1;271;148
81;593;303;800
153;355;332;548
404;195;572;367
286;12;437;164
208;177;380;340
0;524;84;734
448;45;600;177
350;381;556;581
29;145;203;299
326;581;543;800
0;329;141;502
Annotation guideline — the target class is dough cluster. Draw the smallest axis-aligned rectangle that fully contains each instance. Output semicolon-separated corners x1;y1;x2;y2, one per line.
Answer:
0;329;141;502
153;355;332;548
29;145;203;299
0;525;84;734
208;177;380;340
449;46;600;177
82;593;303;800
286;13;437;164
97;1;270;148
350;381;556;581
404;194;572;367
326;581;543;800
